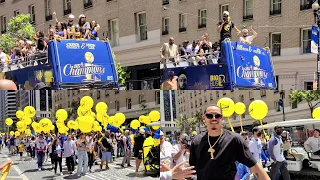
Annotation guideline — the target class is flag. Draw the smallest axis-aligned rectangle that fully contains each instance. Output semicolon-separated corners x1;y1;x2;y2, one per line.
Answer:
311;25;319;54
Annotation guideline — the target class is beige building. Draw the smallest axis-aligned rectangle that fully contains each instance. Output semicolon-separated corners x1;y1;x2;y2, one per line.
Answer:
175;90;319;131
52;90;161;120
0;0;161;89
161;0;318;90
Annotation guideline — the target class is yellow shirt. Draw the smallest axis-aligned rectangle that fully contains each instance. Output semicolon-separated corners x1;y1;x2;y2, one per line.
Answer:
19;145;24;152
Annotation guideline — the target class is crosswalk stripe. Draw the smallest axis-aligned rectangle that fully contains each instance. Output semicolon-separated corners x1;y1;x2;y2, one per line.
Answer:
85;174;105;180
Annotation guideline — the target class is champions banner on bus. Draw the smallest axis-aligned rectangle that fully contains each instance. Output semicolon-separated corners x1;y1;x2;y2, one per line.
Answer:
48;40;118;84
222;41;277;89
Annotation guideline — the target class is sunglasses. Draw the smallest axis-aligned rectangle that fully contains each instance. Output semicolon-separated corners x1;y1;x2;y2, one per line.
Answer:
205;113;222;120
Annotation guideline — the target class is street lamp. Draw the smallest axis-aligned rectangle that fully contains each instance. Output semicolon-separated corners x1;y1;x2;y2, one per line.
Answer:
312;0;320;90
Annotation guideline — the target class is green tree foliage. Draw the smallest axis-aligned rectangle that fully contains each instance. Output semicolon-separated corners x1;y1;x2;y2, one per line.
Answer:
290;90;320;117
112;52;130;86
0;14;36;53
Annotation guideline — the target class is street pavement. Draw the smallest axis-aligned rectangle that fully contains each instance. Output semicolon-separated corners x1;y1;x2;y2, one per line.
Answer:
0;147;158;180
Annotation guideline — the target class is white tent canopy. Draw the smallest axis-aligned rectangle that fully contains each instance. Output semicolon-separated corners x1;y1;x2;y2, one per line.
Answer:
257;119;320;129
146;122;160;127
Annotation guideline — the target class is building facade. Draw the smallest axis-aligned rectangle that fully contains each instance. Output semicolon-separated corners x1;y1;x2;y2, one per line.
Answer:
160;90;177;135
0;91;6;132
0;0;161;89
4;90;17;123
161;0;317;90
175;90;320;132
29;90;53;119
52;90;161;123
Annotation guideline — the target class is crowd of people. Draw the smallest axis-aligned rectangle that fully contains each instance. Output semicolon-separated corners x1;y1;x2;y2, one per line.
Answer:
0;12;101;71
160;11;258;66
160;105;320;180
0;128;150;177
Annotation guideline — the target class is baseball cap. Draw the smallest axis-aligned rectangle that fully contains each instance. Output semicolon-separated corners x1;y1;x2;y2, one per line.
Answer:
223;11;230;16
139;129;145;134
242;29;249;33
125;130;130;133
68;14;75;19
160;131;164;136
79;14;86;19
240;131;248;136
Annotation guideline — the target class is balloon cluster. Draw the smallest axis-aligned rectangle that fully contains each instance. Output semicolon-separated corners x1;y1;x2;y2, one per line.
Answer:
12;106;37;137
130;111;160;131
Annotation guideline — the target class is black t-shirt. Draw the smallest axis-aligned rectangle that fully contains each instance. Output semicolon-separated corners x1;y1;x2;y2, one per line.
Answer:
218;20;234;40
189;130;256;180
134;134;145;152
37;37;45;51
101;137;112;152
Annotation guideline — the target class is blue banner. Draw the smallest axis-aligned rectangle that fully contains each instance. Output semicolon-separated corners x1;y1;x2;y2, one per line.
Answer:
161;64;231;90
311;25;318;54
49;40;118;84
222;41;276;89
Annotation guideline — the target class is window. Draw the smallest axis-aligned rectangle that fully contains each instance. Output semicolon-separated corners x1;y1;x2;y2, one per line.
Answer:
220;4;229;19
300;0;313;10
210;93;213;100
139;94;145;104
191;102;193;108
156;91;160;104
301;28;311;54
275;101;280;112
126;98;131;109
137;12;147;41
45;0;52;21
1;16;6;34
304;82;313;90
162;17;169;35
216;91;219;98
239;95;244;102
249;91;254;100
270;0;281;15
115;101;120;111
163;0;169;5
271;33;281;56
63;0;72;15
198;9;207;29
205;96;207;103
190;92;192;98
195;100;197;107
179;14;187;32
97;91;100;99
110;19;119;47
260;90;266;97
83;0;93;9
243;0;253;20
200;98;202;106
105;91;109;97
0;0;5;4
14;10;19;17
28;5;35;24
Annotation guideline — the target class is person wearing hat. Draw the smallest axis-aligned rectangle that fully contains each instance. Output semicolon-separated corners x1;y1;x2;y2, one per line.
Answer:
267;126;291;180
121;130;132;167
76;14;91;39
179;40;189;57
239;26;257;45
100;130;112;170
172;133;190;168
160;130;175;169
189;105;270;180
217;11;241;46
53;12;76;39
134;129;145;172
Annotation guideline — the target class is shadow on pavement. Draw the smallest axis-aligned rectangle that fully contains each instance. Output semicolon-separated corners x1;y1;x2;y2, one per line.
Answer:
63;174;81;179
42;175;55;180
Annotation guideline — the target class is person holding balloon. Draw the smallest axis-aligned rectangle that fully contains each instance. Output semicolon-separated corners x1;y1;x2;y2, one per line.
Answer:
63;134;77;174
35;134;47;171
100;130;113;170
76;133;89;177
121;130;133;168
189;105;270;180
52;138;64;176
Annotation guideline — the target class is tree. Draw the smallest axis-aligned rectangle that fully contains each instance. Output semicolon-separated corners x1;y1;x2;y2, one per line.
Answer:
290;90;320;117
175;114;197;133
0;14;36;53
112;52;130;86
67;100;80;119
194;111;203;132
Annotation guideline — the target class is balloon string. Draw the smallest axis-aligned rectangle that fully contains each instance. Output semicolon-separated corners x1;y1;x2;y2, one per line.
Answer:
259;119;267;139
228;117;234;132
239;115;244;132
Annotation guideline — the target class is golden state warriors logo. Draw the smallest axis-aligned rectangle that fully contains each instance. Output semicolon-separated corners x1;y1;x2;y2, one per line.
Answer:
253;55;260;67
224;24;230;31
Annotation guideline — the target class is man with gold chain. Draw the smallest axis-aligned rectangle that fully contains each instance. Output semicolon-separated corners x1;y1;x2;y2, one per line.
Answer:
189;105;270;180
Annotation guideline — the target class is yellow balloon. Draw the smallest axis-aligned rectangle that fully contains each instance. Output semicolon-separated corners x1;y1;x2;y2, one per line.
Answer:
16;110;24;119
235;102;246;115
15;131;20;137
10;131;14;136
5;118;13;126
143;137;154;159
217;97;235;117
312;107;320;119
50;124;55;131
56;120;65;129
249;100;268;120
25;129;31;135
39;118;51;130
130;120;140;129
67;120;76;129
143;116;151;125
154;139;160;146
108;116;115;125
139;115;145;123
73;123;79;130
90;112;96;119
31;122;37;128
78;116;94;133
23;116;32;125
115;113;126;125
16;121;26;132
80;96;94;110
96;102;108;115
97;126;102;132
56;109;68;121
152;126;160;130
149;110;160;122
77;107;85;117
24;106;36;118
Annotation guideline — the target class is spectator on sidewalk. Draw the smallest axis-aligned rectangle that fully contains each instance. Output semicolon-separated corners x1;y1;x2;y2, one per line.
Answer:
63;135;77;174
121;130;132;168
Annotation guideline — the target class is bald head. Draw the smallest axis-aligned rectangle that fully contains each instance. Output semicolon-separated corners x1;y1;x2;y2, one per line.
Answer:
204;105;222;114
0;80;17;90
169;37;174;45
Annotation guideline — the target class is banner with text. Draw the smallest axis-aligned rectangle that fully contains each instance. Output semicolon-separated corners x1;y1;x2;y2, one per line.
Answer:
312;25;319;54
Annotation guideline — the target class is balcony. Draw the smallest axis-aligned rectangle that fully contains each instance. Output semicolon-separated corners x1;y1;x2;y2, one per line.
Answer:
300;4;312;10
64;9;72;16
243;15;253;20
163;0;169;5
45;15;52;21
0;0;5;4
84;2;93;9
162;30;168;35
270;9;281;15
179;27;186;32
198;24;206;29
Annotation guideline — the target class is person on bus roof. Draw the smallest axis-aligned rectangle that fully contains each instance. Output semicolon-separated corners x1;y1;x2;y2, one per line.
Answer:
76;14;91;39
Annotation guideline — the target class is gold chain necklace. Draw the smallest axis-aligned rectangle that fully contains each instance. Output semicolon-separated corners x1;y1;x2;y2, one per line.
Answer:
207;129;223;160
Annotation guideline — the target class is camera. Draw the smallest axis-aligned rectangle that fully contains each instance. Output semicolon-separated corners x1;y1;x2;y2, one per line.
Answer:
223;15;228;21
181;135;192;149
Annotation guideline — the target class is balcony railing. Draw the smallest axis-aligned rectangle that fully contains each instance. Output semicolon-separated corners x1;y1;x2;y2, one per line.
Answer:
84;2;93;9
300;4;312;10
45;15;52;21
64;9;72;16
198;24;206;29
270;9;281;15
243;15;253;20
179;27;186;32
162;30;168;35
163;0;169;5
